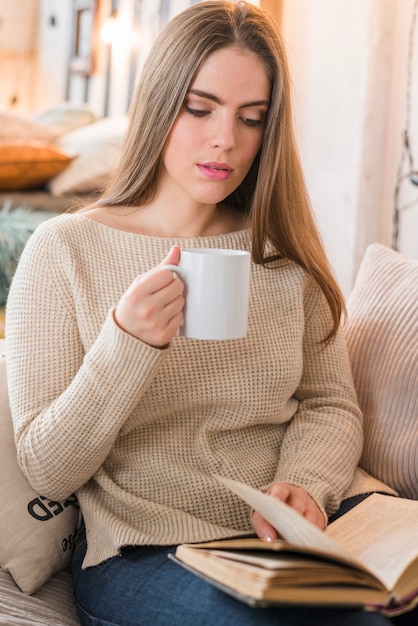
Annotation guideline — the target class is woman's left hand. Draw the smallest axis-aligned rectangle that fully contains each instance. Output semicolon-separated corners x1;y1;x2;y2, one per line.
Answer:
251;482;326;542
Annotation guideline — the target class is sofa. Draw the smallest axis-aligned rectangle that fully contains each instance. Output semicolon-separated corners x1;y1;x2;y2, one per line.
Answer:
0;242;417;624
0;105;129;333
0;106;128;206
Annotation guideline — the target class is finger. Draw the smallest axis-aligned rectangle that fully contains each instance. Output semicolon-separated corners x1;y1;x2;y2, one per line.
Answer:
283;489;322;526
115;272;183;339
135;264;184;297
126;296;184;347
129;245;182;295
266;483;325;530
266;483;292;502
267;483;308;515
160;292;185;323
284;488;310;517
134;284;184;328
304;502;326;530
159;245;181;268
252;510;278;542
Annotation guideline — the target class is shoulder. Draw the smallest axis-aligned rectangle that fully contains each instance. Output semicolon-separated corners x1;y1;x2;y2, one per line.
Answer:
26;212;85;242
24;212;105;252
257;255;308;289
16;213;104;276
264;257;330;317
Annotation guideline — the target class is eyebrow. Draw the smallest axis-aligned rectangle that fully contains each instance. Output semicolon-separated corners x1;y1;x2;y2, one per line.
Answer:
187;88;269;109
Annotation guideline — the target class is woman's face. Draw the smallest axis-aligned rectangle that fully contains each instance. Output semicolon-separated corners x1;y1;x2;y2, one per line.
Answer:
159;46;271;210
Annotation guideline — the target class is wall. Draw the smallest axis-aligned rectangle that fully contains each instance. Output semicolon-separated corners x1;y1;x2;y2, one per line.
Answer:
279;0;418;294
389;0;418;260
0;0;40;115
33;0;111;117
33;0;73;113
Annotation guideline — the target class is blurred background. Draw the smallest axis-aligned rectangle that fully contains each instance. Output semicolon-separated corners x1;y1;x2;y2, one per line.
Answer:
0;0;417;297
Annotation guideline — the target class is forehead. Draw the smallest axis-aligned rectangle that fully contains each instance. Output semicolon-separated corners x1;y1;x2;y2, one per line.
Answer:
190;46;271;100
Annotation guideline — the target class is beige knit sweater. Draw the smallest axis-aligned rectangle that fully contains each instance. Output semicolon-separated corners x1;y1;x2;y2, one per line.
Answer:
6;214;364;568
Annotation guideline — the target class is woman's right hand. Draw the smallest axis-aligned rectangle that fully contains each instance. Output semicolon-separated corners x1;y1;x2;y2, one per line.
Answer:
114;245;185;347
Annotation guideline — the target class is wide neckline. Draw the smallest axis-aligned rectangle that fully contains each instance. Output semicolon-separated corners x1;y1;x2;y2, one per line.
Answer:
67;213;252;244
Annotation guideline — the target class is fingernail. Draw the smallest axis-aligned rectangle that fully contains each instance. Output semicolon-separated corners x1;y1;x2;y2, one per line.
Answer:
263;533;273;542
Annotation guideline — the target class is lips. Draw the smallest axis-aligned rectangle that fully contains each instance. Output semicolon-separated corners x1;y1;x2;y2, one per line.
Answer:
198;162;233;181
202;162;232;171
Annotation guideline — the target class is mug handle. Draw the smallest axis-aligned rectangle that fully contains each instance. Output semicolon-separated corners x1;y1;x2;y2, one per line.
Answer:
162;264;184;278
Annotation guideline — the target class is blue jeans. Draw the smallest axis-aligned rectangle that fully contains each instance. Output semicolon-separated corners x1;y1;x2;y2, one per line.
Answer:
72;497;398;626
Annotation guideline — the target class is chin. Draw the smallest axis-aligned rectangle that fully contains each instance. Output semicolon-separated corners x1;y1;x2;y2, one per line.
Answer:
194;191;232;207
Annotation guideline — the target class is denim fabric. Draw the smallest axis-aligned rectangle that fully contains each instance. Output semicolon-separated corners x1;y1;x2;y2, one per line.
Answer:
72;498;396;626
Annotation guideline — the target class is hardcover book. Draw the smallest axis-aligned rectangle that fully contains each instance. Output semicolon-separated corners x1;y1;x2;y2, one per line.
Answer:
170;476;418;617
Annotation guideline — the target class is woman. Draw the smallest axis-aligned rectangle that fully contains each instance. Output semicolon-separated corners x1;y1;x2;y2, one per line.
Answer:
6;2;396;624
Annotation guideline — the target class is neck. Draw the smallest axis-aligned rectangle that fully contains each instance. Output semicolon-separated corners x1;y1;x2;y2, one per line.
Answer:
131;199;248;238
82;196;249;238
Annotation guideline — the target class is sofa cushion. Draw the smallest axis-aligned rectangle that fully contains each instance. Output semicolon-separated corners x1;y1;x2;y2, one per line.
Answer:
31;102;98;137
0;141;74;191
0;112;58;143
47;115;128;196
0;567;80;625
0;206;58;307
345;243;418;500
0;353;80;594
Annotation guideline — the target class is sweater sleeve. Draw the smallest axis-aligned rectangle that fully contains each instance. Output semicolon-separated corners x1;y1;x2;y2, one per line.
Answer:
6;221;169;501
273;277;363;519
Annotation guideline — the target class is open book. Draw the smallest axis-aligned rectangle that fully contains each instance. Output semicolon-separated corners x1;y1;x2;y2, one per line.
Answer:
169;476;418;617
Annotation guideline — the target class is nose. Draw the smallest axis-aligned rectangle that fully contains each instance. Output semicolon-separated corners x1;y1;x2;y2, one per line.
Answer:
210;114;236;151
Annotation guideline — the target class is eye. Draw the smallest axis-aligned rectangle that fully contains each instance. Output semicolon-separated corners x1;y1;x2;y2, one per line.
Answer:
185;105;209;118
241;117;263;128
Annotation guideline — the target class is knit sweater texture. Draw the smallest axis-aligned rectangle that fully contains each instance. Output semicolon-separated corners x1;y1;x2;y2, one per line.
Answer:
7;214;365;568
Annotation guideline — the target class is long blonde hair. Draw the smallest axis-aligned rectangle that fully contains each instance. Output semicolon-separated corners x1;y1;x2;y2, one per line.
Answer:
97;0;344;341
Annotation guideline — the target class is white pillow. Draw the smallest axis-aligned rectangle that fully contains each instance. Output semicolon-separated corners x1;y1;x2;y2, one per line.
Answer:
345;243;418;500
32;102;97;136
48;115;129;196
0;354;80;594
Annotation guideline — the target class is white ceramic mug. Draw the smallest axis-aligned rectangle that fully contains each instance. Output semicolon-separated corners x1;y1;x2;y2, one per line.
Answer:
165;248;251;340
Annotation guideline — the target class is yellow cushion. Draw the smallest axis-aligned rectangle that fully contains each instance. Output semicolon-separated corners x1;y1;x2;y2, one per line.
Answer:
0;141;74;191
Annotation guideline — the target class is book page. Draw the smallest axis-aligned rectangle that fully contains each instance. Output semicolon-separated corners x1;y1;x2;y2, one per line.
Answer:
326;493;418;590
214;475;351;559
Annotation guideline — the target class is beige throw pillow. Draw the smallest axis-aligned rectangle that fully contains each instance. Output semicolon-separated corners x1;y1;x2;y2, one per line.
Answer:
0;112;59;143
345;243;418;500
0;354;79;594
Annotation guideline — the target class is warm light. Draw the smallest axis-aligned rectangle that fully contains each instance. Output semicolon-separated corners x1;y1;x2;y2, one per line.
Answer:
100;16;118;44
100;13;138;48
